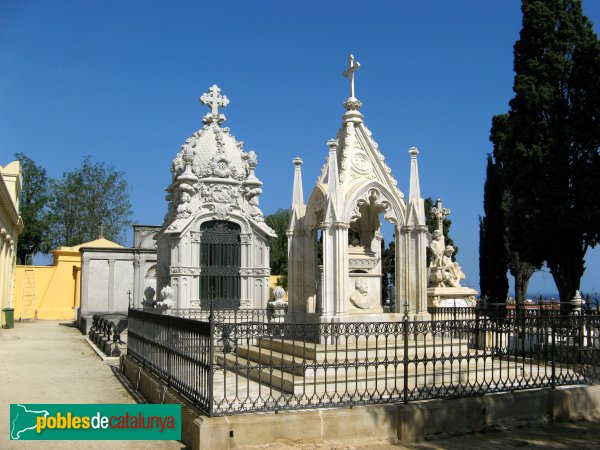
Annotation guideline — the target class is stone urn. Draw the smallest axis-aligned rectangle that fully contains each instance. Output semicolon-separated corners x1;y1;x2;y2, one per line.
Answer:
156;285;175;313
268;286;287;323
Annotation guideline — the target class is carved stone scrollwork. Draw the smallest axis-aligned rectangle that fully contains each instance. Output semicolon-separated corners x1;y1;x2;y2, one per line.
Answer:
240;299;252;308
239;234;252;244
209;204;233;221
349;257;378;270
170;267;201;276
239;268;271;276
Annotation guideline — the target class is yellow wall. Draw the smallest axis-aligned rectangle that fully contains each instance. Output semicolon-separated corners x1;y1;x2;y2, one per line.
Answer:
13;259;285;320
12;238;121;321
13;251;80;320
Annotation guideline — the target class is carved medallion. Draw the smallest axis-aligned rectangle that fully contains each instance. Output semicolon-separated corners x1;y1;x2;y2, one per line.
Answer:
351;151;372;175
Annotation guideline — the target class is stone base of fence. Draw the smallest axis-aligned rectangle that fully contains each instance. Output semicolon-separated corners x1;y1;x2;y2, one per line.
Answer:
399;385;600;442
121;354;600;450
120;355;204;449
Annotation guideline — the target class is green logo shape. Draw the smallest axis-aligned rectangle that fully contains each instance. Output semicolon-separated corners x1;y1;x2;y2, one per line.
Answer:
10;404;181;440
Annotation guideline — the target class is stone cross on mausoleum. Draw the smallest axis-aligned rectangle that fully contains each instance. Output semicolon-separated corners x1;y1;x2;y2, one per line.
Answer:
431;198;450;232
200;84;230;124
343;54;361;99
343;54;363;111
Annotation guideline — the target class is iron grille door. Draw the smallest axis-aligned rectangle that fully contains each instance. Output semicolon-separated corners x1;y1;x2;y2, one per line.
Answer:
200;221;241;307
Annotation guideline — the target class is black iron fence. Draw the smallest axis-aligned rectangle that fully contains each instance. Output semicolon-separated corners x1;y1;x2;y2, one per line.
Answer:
127;307;600;417
89;313;128;357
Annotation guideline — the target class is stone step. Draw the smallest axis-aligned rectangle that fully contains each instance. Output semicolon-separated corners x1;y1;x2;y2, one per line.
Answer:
216;353;556;396
236;342;471;375
255;337;470;362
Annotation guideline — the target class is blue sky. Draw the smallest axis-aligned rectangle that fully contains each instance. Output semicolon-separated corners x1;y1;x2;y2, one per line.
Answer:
1;0;599;296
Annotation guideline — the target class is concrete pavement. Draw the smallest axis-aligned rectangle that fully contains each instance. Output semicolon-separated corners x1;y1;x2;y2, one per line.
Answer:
0;320;186;449
3;320;600;450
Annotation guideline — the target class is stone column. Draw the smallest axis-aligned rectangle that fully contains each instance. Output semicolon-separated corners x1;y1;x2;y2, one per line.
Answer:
320;221;333;316
80;255;90;317
302;229;317;315
133;253;141;308
9;241;16;309
287;228;306;315
108;259;115;312
0;233;6;315
396;225;411;315
333;222;349;315
239;233;252;307
413;225;430;321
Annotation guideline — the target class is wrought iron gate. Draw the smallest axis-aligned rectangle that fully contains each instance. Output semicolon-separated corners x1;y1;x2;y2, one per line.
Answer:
200;221;241;307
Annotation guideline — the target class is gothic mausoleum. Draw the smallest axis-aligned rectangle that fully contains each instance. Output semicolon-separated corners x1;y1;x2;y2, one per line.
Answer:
287;55;430;323
155;85;276;309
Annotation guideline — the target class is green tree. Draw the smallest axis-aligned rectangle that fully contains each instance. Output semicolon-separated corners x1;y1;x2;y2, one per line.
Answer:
492;0;600;303
490;115;538;307
265;208;290;281
479;155;509;303
48;156;133;247
14;153;53;263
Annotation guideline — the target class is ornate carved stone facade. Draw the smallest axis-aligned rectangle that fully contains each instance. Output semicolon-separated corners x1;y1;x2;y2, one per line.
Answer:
155;86;275;309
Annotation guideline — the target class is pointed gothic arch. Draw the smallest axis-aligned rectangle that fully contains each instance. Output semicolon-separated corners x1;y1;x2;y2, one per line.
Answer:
343;181;405;226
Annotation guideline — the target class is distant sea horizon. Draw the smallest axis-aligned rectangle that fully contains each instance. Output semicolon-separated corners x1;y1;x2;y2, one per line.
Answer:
506;292;600;301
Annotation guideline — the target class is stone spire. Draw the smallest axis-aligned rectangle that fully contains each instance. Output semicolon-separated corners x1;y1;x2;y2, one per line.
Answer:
407;147;425;225
199;84;229;125
324;139;341;222
291;157;305;218
408;147;421;202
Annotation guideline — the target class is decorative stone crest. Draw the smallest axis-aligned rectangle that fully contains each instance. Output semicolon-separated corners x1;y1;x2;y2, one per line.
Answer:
210;204;233;221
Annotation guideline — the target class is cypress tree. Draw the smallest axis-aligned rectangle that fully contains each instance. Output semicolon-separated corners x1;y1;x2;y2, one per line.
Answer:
493;0;600;303
479;155;509;304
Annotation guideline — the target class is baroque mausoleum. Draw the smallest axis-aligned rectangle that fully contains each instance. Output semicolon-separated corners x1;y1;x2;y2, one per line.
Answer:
155;85;276;309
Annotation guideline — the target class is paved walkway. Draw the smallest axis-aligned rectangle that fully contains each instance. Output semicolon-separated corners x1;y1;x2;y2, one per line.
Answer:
2;321;600;450
0;320;186;449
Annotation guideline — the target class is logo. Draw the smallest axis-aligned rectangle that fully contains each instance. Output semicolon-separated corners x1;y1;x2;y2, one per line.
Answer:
10;404;181;440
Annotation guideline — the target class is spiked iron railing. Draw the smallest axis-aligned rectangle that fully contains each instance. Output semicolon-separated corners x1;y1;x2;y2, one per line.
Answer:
89;314;127;357
127;307;600;417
